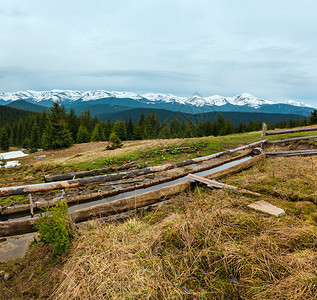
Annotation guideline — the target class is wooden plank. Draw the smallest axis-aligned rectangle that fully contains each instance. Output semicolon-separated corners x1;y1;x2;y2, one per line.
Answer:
266;135;317;144
248;200;285;217
266;126;317;136
187;174;261;196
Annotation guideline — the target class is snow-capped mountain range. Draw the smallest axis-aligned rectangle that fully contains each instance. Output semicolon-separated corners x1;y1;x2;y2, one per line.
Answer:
0;89;313;116
0;89;312;108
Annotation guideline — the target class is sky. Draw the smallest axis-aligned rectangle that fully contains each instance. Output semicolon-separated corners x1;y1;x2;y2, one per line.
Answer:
0;0;317;106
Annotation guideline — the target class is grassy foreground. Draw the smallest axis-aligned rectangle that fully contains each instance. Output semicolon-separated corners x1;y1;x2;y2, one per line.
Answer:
1;154;317;299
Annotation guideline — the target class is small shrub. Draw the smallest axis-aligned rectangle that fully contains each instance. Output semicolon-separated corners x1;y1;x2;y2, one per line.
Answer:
35;200;75;256
106;132;122;150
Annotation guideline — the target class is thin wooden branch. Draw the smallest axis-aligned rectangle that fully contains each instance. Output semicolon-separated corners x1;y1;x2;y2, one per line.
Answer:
187;174;261;196
266;135;317;144
266;126;317;136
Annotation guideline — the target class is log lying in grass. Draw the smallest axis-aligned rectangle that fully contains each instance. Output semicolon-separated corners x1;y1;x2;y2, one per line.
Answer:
187;174;261;196
266;126;317;136
44;161;137;182
0;140;266;197
0;154;265;237
266;149;317;157
266;135;317;144
0;152;250;216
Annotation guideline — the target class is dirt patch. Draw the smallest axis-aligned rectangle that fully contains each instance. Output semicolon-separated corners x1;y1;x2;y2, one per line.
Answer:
19;138;194;166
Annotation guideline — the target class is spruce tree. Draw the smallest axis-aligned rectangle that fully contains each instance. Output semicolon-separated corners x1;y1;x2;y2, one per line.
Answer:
158;120;171;139
91;123;105;141
30;121;41;152
76;124;91;143
50;102;74;149
0;127;10;151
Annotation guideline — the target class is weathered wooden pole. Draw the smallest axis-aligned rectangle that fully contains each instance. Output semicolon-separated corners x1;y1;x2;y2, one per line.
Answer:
262;123;267;141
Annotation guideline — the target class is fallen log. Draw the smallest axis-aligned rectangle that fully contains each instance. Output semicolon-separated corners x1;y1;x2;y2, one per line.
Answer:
0;140;266;197
266;149;317;157
0;154;265;237
266;135;317;144
266;126;317;136
44;161;137;182
0;152;250;216
187;174;261;196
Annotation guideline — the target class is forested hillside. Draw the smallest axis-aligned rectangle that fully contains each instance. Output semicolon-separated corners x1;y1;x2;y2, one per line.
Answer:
0;102;316;152
0;105;35;127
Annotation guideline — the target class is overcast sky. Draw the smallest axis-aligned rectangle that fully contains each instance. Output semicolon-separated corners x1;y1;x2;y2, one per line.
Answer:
1;0;317;106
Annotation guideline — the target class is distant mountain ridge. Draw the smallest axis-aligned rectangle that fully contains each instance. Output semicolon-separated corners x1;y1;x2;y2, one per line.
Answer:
0;89;313;116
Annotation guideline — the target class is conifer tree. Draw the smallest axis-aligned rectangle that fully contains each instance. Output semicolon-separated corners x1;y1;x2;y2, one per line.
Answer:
309;109;317;125
0;127;10;151
158;120;171;139
133;123;144;140
113;120;127;140
76;124;91;143
91;123;105;141
50;102;74;149
30;121;41;152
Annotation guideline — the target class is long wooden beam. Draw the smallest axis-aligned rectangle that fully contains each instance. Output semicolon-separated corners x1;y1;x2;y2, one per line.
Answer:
187;174;261;196
0;140;266;197
266;126;317;136
0;154;265;237
44;161;137;182
266;149;317;157
266;135;317;144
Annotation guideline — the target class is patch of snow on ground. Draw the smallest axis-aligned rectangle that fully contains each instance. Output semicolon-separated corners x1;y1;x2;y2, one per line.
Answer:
0;150;28;160
0;160;21;168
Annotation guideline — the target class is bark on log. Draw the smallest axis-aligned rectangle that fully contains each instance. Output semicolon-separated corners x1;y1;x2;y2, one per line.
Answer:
266;135;317;144
266;126;317;136
1;152;250;216
0;140;266;197
0;154;265;237
266;150;317;157
44;162;137;182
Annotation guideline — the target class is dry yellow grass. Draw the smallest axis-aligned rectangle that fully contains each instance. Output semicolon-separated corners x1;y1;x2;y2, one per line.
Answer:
1;152;317;299
20;138;196;166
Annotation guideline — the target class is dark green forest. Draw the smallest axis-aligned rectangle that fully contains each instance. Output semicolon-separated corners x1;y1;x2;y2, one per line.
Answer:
0;102;316;151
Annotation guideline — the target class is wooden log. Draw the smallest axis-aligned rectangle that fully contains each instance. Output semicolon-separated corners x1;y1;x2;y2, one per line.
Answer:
187;174;261;196
266;149;317;157
266;126;317;136
262;123;267;140
266;135;317;144
0;154;265;237
29;194;34;218
0;152;250;216
0;140;266;197
44;161;137;182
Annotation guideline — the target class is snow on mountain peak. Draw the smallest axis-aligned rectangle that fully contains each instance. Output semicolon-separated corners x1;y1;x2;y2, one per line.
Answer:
0;89;312;109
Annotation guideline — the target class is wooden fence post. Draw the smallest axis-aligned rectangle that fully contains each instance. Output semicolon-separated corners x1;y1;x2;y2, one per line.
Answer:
262;123;267;140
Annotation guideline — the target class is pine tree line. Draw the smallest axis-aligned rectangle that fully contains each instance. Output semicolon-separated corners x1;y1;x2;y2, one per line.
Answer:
0;102;316;151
